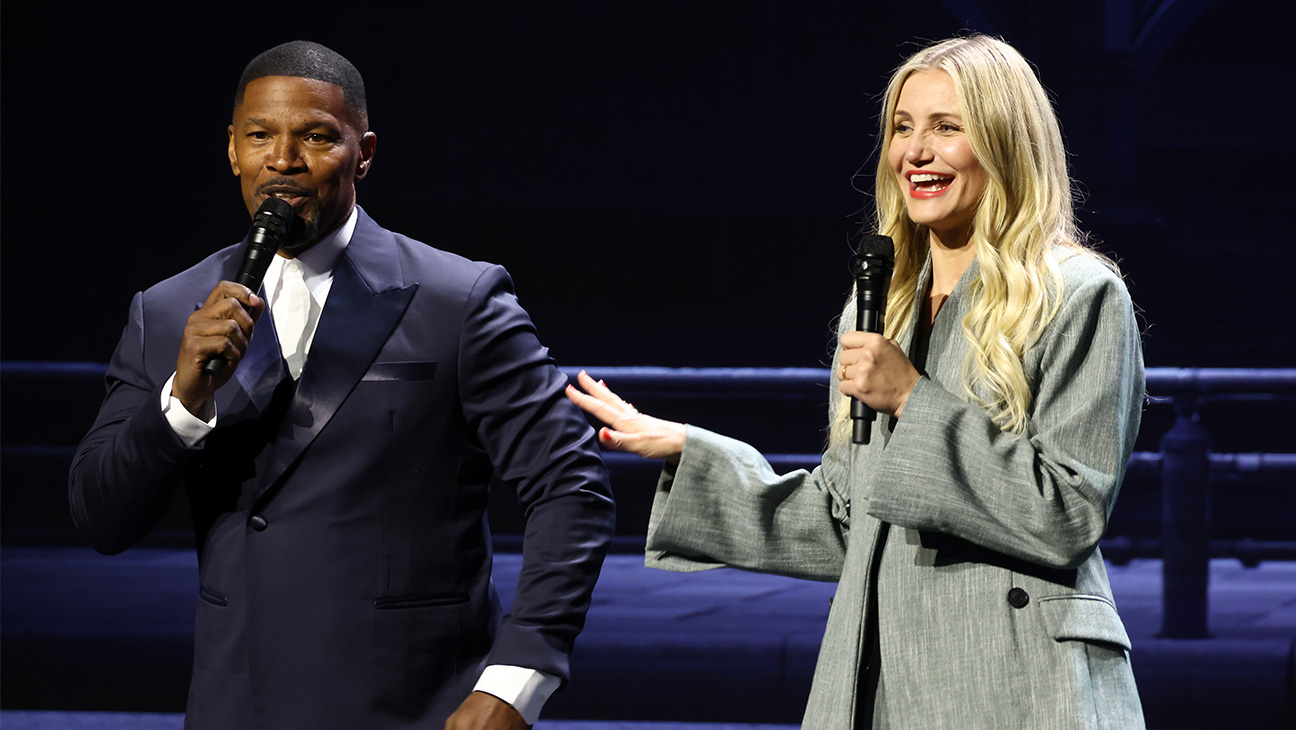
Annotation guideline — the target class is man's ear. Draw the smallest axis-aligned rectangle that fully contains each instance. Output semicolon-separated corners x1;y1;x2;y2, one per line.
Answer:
227;125;240;176
356;131;377;181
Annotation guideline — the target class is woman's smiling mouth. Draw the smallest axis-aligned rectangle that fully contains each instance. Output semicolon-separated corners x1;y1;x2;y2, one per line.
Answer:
907;172;955;196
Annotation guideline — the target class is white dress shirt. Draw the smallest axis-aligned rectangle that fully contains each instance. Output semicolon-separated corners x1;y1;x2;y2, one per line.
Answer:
159;206;559;723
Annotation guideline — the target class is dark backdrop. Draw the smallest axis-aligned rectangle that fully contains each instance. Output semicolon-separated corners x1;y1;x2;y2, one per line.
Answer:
4;1;1293;372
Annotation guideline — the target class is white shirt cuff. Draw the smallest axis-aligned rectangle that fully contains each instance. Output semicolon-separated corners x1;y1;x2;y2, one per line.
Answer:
472;664;561;725
160;372;216;447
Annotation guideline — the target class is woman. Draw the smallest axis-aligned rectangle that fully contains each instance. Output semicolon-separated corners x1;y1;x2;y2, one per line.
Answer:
567;35;1145;729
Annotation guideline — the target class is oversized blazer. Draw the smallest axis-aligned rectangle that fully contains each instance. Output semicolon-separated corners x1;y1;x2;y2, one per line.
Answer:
646;252;1146;729
70;208;615;729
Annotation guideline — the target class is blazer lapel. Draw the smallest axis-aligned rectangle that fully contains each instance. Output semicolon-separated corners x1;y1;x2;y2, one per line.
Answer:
225;306;288;419
897;254;932;357
202;244;289;424
873;255;933;448
254;212;419;499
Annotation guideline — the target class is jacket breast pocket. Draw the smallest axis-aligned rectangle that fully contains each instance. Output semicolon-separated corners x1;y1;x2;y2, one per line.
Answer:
363;361;437;382
1039;594;1132;652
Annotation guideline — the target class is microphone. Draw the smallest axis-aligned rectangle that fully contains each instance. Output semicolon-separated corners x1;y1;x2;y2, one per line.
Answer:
201;197;296;377
850;233;895;445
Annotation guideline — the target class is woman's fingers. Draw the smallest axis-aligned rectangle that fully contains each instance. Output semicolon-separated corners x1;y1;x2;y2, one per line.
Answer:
565;383;608;420
836;333;920;416
567;370;636;425
577;370;633;410
597;427;626;450
567;371;686;462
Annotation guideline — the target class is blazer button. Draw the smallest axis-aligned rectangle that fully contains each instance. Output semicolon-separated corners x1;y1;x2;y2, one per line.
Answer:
249;515;268;532
1007;587;1030;609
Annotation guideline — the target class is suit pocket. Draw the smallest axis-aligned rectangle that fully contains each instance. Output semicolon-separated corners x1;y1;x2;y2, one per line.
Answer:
371;591;468;651
194;585;240;672
1039;594;1132;651
198;584;228;607
363;361;437;382
374;592;469;610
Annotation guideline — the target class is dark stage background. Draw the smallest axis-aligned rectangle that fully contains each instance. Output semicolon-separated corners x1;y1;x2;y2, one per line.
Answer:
4;4;1296;724
4;1;1293;372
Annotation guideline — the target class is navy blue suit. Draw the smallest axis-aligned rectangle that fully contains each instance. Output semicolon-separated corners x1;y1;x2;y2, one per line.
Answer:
70;208;615;728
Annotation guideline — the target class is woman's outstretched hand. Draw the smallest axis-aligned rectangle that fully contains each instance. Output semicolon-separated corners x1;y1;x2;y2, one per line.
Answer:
565;370;686;464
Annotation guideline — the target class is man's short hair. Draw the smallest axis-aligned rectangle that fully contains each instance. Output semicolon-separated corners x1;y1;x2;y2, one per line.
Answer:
234;41;368;130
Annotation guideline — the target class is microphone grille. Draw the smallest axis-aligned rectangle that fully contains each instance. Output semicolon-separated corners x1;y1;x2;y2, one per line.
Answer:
255;196;295;224
858;233;894;260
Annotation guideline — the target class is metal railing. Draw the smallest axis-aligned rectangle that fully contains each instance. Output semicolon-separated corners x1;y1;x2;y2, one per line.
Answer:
4;362;1294;638
562;365;1296;639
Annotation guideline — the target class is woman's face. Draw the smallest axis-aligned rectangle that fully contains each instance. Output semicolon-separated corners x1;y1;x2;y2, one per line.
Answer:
887;69;988;247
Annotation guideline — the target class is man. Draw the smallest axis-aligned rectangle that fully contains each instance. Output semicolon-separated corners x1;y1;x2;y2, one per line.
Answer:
69;41;615;729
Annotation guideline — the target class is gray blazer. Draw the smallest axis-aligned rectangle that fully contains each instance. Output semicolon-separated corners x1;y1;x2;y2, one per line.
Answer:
646;253;1146;729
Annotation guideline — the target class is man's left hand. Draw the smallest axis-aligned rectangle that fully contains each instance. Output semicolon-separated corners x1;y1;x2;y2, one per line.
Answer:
446;691;529;730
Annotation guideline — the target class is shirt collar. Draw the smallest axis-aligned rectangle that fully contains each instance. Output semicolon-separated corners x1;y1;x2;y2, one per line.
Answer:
264;206;357;292
293;205;357;278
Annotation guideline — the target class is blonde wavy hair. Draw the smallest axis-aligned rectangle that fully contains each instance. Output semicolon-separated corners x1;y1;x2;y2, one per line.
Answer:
831;35;1113;444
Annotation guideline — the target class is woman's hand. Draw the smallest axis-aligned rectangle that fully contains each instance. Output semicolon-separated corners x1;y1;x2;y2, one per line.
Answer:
565;370;686;464
838;332;921;418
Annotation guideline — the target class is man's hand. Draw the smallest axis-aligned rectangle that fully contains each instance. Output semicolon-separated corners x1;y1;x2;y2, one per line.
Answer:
445;691;529;730
173;281;265;416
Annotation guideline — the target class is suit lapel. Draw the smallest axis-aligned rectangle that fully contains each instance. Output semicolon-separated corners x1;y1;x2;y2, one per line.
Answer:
202;244;289;424
874;255;933;448
254;211;419;499
226;307;288;418
898;253;932;357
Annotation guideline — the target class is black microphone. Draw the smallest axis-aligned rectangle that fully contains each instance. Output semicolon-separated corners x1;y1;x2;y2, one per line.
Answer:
201;197;296;377
850;233;895;445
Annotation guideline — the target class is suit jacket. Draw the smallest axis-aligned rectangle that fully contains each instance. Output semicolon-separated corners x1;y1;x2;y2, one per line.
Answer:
646;253;1146;729
70;208;615;729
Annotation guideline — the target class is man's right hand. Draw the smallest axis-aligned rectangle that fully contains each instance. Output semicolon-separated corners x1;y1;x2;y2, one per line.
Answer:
173;281;265;416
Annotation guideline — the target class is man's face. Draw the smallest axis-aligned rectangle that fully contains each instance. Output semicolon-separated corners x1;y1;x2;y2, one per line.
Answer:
227;76;376;254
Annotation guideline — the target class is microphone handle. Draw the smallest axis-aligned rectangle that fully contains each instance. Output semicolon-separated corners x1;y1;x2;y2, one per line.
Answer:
850;283;885;444
200;238;278;377
201;350;231;377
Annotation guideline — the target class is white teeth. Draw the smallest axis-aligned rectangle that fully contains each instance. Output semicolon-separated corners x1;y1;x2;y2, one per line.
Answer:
910;173;952;183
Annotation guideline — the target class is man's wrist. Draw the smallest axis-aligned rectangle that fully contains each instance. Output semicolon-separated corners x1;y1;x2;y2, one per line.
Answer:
472;665;560;725
160;372;216;446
